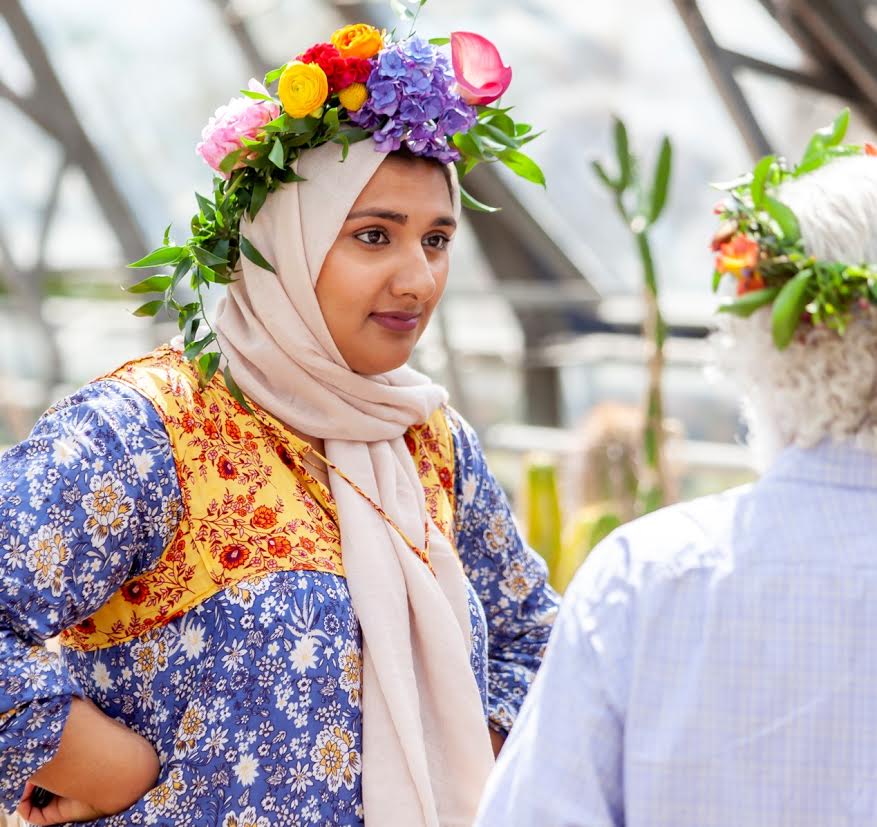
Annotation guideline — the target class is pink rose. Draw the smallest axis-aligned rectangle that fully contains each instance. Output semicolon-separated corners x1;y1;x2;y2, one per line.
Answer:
450;31;512;106
195;79;280;176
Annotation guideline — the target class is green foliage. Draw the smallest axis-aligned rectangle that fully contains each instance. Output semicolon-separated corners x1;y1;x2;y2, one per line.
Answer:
591;115;674;515
712;108;877;349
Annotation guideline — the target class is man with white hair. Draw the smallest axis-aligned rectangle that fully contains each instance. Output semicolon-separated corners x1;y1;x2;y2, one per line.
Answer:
475;112;877;826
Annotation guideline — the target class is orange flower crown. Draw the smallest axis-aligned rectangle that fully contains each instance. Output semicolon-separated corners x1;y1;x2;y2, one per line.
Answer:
712;108;877;349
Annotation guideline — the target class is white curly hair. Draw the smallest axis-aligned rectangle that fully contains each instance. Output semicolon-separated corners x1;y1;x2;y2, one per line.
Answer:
713;154;877;469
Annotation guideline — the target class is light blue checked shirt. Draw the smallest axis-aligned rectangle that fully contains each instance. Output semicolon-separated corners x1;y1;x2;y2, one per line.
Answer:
477;440;877;826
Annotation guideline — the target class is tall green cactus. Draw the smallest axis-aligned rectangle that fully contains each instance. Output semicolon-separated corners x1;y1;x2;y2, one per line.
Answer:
592;117;673;513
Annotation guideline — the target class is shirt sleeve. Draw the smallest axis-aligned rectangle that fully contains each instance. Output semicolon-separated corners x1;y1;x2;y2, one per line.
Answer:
474;533;634;827
0;379;182;810
446;407;560;734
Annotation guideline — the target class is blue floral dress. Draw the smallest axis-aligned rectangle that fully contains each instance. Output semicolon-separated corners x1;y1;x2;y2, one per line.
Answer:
0;372;558;826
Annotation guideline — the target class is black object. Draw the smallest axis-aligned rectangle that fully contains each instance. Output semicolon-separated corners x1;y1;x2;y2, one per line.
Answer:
30;785;55;808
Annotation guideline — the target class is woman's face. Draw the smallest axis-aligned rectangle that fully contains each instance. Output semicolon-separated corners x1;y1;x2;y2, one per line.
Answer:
316;155;456;375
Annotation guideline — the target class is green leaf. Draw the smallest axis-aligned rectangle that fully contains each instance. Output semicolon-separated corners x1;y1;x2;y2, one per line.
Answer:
648;136;672;223
478;123;519;149
240;89;275;102
763;195;801;243
712;268;723;292
263;114;290;133
170;258;192;291
195;192;215;221
240;236;277;273
459;186;500;213
224;366;253;413
184;333;216;361
263;64;287;87
749;154;776;209
197;351;221;387
248;180;269;220
268;138;285;170
198;265;218;284
128;246;187;268
162;223;172;246
613;116;632;190
498;149;546;186
390;0;416;20
429;36;450;45
771;269;813;349
452;131;488;161
127;274;172;294
190;245;229;267
323;107;340;133
797;108;850;175
717;286;780;317
132;299;165;318
591;160;618;192
218;148;244;174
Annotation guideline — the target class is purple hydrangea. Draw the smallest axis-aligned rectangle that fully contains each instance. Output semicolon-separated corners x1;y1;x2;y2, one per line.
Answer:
350;36;477;163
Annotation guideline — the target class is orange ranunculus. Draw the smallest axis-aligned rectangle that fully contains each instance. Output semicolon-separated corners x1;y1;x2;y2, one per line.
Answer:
278;61;329;118
330;24;383;59
737;271;766;296
715;234;760;279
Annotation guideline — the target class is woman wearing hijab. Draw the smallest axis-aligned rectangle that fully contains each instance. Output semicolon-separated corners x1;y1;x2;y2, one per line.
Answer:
0;21;557;827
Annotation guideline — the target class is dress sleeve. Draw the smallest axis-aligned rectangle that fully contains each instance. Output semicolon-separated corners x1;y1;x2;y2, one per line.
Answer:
446;407;560;734
474;535;633;827
0;379;182;811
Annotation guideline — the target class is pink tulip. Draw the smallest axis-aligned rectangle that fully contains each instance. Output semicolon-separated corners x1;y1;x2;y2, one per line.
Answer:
450;31;512;106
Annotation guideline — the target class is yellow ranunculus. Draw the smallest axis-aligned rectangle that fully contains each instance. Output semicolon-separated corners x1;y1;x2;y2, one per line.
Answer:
338;83;368;112
278;61;329;118
330;23;383;59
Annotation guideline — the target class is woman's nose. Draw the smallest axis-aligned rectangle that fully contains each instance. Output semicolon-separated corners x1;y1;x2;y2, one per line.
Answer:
389;244;437;301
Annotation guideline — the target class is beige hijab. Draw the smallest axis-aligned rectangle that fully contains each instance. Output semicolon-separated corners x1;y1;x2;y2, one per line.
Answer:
214;140;494;826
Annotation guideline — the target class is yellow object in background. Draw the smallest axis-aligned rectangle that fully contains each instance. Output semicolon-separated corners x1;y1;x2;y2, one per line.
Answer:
554;503;622;593
522;454;563;584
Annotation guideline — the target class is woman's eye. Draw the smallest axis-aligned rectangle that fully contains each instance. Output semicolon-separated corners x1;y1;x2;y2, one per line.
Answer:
424;234;450;250
355;229;389;245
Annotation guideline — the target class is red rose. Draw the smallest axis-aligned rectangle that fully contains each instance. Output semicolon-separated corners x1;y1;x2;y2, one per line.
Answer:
217;456;237;480
251;505;278;530
266;536;292;557
220;544;249;569
121;580;149;605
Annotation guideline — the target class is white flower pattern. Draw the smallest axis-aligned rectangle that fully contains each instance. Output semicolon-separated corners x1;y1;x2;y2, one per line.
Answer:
0;377;558;823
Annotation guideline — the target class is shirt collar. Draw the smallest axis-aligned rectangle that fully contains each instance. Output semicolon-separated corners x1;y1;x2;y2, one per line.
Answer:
764;439;877;490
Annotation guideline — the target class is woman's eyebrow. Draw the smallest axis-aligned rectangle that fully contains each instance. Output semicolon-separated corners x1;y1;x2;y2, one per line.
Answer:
345;210;457;229
346;208;408;224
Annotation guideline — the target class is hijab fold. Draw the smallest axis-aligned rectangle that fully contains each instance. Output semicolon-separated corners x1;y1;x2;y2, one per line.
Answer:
215;140;494;826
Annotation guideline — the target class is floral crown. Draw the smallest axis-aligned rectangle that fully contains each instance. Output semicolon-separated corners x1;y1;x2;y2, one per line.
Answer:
712;108;877;349
127;11;543;402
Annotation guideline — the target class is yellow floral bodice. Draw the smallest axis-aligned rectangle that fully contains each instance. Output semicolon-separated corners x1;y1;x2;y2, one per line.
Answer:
60;346;457;651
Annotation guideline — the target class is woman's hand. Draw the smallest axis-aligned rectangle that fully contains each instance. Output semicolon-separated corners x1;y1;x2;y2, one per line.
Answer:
17;781;107;825
16;697;160;824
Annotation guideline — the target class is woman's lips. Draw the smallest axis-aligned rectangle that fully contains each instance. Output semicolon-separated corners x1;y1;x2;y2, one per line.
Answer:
369;311;421;332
